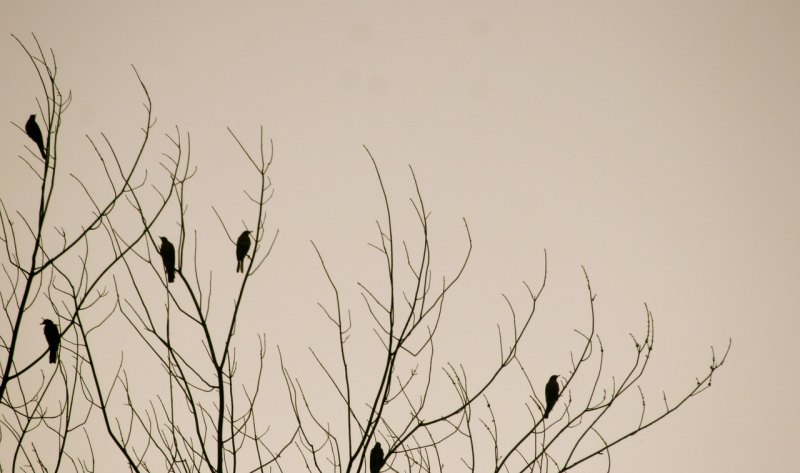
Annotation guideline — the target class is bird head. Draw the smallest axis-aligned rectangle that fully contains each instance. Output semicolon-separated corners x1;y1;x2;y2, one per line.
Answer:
242;230;251;237
159;236;167;243
550;374;559;382
41;319;53;326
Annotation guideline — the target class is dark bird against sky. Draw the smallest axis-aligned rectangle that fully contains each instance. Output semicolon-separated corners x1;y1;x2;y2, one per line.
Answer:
370;442;385;473
41;319;60;364
159;236;176;283
236;230;251;273
544;374;560;419
25;114;45;158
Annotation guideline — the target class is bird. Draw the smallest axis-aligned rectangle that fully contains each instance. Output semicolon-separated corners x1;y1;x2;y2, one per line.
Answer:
369;441;385;473
544;374;560;419
25;114;46;159
159;236;176;283
41;319;60;364
236;230;251;273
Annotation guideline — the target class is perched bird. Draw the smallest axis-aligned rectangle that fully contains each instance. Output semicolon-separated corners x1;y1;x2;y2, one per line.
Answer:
41;319;60;364
159;236;176;283
25;114;46;158
236;230;251;273
369;442;385;473
544;375;560;419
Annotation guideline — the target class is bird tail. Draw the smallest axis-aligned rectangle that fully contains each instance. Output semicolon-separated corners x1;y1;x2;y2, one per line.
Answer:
237;261;242;273
544;406;551;419
49;346;57;364
167;268;175;283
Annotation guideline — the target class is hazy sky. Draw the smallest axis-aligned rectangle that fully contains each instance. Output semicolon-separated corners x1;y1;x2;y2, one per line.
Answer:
2;2;799;472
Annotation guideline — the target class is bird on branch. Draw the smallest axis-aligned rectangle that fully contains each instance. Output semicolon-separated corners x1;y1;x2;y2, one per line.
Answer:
41;319;60;364
544;374;560;419
159;236;176;283
236;230;251;273
370;442;385;473
25;114;46;159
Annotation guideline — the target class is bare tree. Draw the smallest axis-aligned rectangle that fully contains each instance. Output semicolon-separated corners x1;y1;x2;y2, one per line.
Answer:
1;35;293;473
284;149;729;473
2;38;729;473
0;34;179;472
82;124;298;472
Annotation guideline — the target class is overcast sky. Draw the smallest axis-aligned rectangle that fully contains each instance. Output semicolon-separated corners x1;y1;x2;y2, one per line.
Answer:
2;2;799;472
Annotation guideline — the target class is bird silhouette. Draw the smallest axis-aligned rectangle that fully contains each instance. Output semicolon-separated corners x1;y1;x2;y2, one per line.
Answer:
544;374;560;419
41;319;60;364
159;237;176;283
236;230;251;273
369;442;385;473
25;114;46;159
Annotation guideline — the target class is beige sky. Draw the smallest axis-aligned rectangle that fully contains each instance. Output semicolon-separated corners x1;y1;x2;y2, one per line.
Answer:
2;1;799;471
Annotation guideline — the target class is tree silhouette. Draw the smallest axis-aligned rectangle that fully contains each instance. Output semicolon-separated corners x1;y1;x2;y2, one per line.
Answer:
1;36;730;473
